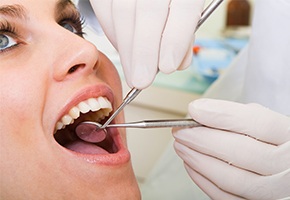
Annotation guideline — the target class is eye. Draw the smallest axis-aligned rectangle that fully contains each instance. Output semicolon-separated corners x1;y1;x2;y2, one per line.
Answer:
59;19;85;37
61;22;77;34
58;11;85;37
0;34;18;52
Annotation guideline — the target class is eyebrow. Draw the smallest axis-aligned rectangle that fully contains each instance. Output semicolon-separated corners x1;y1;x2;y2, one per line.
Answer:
55;0;75;16
0;0;75;21
0;4;28;20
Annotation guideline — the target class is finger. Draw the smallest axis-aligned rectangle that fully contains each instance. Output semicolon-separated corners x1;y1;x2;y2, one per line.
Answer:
177;41;194;71
129;0;171;89
174;142;290;200
173;127;290;175
111;0;136;88
183;164;245;200
188;98;290;145
89;0;117;47
159;0;204;73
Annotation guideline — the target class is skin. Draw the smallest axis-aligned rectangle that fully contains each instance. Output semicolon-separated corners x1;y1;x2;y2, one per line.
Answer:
0;0;140;199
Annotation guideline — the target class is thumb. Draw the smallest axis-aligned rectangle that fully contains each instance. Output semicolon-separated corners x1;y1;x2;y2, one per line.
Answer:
188;98;290;145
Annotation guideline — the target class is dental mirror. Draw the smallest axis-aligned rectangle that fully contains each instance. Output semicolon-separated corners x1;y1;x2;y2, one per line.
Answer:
75;122;107;143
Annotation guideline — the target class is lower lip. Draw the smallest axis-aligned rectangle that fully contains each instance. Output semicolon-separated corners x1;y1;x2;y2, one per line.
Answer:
59;128;130;165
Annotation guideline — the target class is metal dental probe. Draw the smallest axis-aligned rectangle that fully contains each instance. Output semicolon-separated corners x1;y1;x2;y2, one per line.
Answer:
101;88;142;129
77;0;224;132
84;119;201;129
99;0;224;129
75;119;201;143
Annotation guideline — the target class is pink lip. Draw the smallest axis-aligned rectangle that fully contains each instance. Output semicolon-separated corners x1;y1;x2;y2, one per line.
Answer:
54;84;130;165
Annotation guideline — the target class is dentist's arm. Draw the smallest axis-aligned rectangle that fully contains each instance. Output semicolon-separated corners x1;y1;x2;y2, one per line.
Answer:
173;98;290;200
89;0;205;89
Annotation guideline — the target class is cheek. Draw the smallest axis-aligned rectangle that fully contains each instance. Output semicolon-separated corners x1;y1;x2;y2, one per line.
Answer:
0;68;48;181
98;55;123;103
0;68;47;133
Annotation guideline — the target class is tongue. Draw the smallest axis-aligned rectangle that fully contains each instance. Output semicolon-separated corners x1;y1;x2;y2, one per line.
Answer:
65;140;109;154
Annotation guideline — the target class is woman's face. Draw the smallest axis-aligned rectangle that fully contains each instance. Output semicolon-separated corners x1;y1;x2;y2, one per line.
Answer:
0;0;140;199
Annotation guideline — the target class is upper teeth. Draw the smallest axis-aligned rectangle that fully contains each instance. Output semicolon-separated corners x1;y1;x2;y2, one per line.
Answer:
55;97;112;132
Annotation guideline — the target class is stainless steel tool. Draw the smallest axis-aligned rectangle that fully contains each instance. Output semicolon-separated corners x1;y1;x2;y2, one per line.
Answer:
101;88;142;128
99;0;224;129
80;119;201;130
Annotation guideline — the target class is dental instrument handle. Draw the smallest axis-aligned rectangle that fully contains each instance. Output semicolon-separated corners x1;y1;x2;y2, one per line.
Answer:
101;0;224;129
106;119;201;129
101;88;142;128
195;0;224;31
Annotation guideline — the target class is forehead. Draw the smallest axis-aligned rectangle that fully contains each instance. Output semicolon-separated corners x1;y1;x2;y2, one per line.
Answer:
0;0;74;6
0;0;75;20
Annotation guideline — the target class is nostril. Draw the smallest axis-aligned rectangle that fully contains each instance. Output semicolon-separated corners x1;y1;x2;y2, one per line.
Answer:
67;64;84;74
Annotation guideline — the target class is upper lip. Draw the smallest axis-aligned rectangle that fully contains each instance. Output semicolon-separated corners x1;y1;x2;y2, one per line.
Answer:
55;84;114;129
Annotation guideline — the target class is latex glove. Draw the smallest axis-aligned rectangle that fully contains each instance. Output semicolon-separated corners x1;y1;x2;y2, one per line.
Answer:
173;98;290;200
89;0;205;89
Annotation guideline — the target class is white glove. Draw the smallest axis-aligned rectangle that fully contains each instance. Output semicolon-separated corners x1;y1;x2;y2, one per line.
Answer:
89;0;205;89
173;98;290;200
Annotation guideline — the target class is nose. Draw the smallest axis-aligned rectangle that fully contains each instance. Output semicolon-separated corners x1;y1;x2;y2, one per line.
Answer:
51;27;99;81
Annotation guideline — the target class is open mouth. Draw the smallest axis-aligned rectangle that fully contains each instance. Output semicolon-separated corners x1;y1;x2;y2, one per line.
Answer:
54;96;118;155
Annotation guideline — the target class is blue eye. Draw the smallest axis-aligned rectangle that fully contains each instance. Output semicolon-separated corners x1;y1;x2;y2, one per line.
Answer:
62;22;77;34
0;34;17;52
59;16;85;37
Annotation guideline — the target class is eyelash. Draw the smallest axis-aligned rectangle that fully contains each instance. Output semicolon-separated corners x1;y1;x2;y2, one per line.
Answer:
59;12;86;37
0;21;17;34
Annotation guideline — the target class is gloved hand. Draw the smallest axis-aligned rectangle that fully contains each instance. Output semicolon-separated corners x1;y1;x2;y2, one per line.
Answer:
173;98;290;200
89;0;205;89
